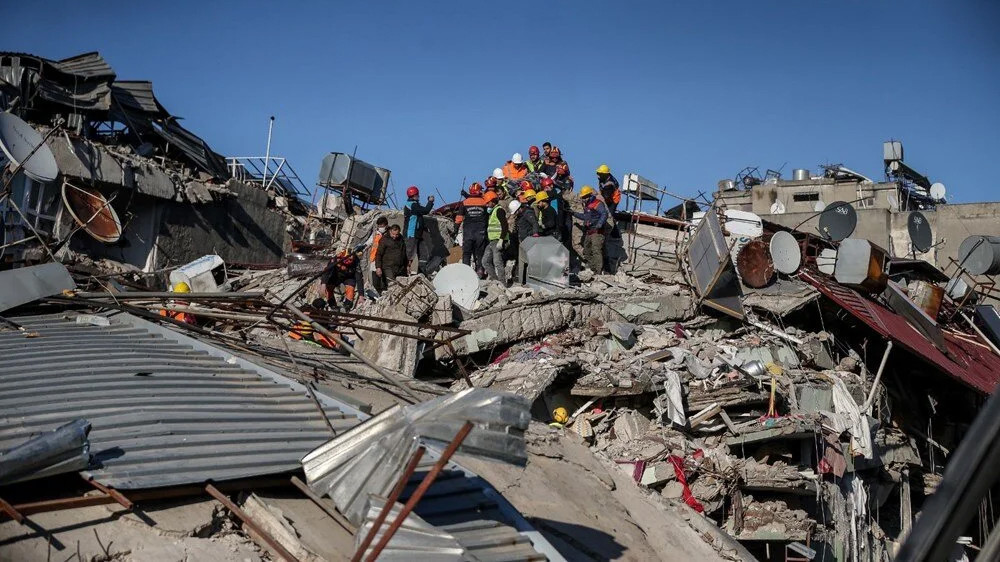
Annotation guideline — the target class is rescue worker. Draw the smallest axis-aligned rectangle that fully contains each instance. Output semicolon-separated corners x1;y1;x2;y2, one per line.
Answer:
322;249;360;310
541;146;566;177
456;182;489;274
367;216;389;292
596;164;621;215
526;145;544;173
403;186;434;274
375;224;408;287
515;189;539;242
554;161;574;190
502;153;528;180
542;142;552;159
572;185;609;275
482;194;509;285
160;281;196;324
484;175;501;201
534;191;559;238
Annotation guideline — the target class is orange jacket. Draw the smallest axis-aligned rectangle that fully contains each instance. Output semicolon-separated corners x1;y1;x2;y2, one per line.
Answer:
369;232;383;263
502;161;528;180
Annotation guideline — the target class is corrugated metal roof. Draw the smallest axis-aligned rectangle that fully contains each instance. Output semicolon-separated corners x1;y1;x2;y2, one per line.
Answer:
110;80;168;117
800;270;1000;394
0;311;357;489
51;52;115;79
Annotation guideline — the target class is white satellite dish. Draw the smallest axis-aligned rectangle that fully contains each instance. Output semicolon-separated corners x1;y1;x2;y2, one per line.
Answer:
930;182;946;200
770;200;786;215
817;248;838;275
432;263;480;309
814;200;826;212
769;231;802;275
0;112;59;183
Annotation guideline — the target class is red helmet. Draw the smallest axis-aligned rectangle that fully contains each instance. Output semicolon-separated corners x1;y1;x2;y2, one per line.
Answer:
469;182;483;196
519;180;533;191
556;162;569;176
485;176;498;188
540;177;554;189
406;186;419;198
550;147;561;158
529;145;540;157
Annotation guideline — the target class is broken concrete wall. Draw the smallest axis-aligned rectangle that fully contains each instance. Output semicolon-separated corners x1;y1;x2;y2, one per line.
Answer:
154;180;291;268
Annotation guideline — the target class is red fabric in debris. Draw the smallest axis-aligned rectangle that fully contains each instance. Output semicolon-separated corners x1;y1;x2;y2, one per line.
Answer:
667;455;704;513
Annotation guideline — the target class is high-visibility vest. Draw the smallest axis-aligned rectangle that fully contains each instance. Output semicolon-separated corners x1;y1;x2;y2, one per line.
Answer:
487;207;506;241
369;232;382;263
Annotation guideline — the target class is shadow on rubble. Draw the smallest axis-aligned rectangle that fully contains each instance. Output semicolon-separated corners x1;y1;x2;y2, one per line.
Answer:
528;517;626;561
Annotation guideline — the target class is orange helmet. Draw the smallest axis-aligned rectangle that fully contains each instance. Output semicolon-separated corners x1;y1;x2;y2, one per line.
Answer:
469;182;483;196
540;177;554;190
519;180;533;191
485;176;498;188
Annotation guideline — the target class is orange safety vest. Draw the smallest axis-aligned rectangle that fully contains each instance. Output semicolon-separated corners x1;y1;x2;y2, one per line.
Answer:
502;161;528;180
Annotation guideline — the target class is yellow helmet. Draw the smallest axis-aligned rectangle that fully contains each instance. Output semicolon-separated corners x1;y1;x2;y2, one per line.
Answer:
521;189;537;202
172;281;191;294
552;407;569;424
534;191;549;203
579;185;595;198
596;164;610;175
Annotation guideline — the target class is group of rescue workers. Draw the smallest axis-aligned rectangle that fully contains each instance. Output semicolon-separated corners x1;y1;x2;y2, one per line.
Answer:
163;142;625;351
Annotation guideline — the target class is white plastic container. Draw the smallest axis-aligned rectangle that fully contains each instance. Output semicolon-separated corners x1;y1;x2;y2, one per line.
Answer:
168;255;228;293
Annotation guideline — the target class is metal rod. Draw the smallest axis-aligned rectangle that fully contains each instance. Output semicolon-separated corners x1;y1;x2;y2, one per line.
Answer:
446;340;474;387
284;302;421;402
351;446;427;562
75;291;265;300
205;482;300;562
262;116;274;188
289;476;356;534
0;496;24;523
306;384;338;436
863;341;894;413
83;476;133;510
365;422;474;562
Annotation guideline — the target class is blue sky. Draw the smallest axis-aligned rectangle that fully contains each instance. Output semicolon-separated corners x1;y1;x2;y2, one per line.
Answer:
3;1;998;204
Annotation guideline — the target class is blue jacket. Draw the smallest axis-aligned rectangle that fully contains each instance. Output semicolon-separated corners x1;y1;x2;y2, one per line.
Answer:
404;199;433;238
573;198;609;233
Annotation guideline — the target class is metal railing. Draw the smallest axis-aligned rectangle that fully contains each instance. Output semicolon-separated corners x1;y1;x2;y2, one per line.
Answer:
226;156;311;200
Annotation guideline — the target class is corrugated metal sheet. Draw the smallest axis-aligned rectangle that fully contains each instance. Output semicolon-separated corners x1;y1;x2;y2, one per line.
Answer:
110;80;168;117
51;52;116;79
0;311;357;489
800;270;1000;394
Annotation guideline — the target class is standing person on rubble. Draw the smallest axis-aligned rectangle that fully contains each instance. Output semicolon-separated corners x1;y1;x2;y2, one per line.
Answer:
456;182;489;275
367;216;389;292
525;145;545;173
542;142;552;160
403;186;434;274
511;192;539;284
482;194;509;285
502;153;529;180
572;185;609;275
322;249;361;310
374;224;408;287
596;164;621;216
534;191;559;239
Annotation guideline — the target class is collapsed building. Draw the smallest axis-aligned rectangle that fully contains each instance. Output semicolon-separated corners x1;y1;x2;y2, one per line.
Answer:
2;50;1000;562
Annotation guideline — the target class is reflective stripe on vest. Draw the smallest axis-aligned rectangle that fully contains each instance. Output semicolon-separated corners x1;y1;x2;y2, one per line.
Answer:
487;206;506;241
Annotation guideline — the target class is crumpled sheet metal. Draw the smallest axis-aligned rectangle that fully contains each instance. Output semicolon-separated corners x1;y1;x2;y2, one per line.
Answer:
0;419;91;485
355;496;465;561
301;388;530;525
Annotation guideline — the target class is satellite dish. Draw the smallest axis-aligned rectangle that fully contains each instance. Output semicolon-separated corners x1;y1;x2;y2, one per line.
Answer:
432;263;480;309
0;112;58;183
958;235;1000;276
770;200;786;215
930;182;946;200
907;211;933;253
62;183;122;243
814;200;826;212
817;201;857;242
769;231;802;275
817;248;838;275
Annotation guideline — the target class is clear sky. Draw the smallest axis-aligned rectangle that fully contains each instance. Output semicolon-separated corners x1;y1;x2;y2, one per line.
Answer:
3;1;998;205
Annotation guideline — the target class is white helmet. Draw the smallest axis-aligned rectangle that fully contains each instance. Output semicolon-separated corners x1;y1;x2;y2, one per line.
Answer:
492;167;504;179
508;200;521;214
511;153;523;165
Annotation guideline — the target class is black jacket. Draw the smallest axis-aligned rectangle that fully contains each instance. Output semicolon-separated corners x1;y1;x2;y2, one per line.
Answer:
536;205;559;238
516;208;539;242
375;234;407;271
